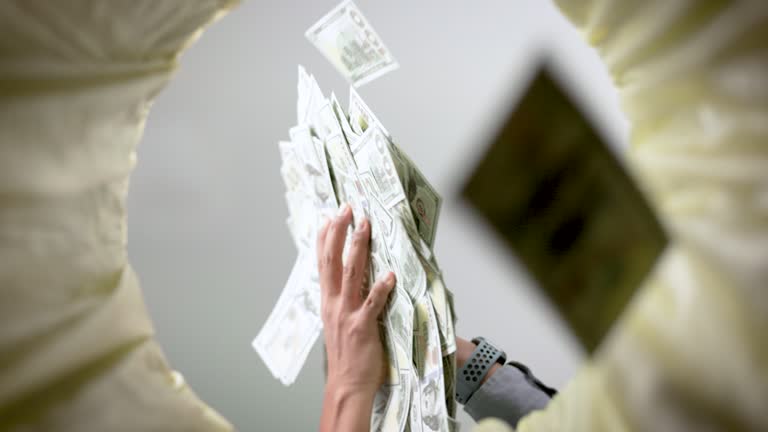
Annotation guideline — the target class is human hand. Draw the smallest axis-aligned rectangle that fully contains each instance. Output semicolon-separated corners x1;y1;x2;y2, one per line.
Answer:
317;203;396;397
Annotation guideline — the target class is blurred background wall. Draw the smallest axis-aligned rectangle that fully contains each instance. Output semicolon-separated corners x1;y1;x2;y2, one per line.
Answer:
126;0;629;429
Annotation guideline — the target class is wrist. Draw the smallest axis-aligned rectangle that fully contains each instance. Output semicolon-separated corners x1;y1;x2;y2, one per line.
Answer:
456;336;477;369
320;381;376;432
456;336;502;387
324;378;377;405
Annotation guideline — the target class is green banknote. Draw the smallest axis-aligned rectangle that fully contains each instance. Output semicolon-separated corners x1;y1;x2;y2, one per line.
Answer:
462;67;667;352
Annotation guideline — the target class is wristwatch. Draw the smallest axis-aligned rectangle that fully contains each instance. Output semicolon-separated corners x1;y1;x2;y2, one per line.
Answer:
455;337;507;404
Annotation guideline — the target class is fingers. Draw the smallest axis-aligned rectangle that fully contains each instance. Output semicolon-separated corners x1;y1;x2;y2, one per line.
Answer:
342;218;370;307
317;218;330;264
361;272;396;322
320;204;353;296
317;218;331;300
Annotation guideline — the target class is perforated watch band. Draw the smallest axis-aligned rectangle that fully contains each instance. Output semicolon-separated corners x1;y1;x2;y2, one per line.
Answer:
455;337;506;404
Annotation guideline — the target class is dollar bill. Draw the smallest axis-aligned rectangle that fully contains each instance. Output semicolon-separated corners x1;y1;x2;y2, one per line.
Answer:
330;92;361;149
297;66;326;125
385;287;415;384
406;367;422;432
372;370;411;432
286;126;336;208
389;218;428;301
357;179;423;299
296;65;312;124
412;294;449;431
353;125;406;209
278;141;304;197
425;269;456;356
354;142;427;301
312;101;345;141
408;353;458;432
351;126;425;258
325;132;368;226
347;86;441;253
389;143;442;249
349;84;442;250
252;253;322;385
349;86;390;138
442;353;457;424
279;138;335;250
289;125;321;180
306;0;399;87
372;287;414;432
462;67;667;352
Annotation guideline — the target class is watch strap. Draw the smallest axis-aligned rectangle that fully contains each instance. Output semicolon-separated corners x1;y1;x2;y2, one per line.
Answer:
456;338;506;404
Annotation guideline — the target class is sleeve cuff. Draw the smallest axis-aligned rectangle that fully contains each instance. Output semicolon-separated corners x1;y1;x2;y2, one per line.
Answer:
463;364;552;428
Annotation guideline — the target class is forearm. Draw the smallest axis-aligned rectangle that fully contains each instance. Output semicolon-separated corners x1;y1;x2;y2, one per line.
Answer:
319;383;375;432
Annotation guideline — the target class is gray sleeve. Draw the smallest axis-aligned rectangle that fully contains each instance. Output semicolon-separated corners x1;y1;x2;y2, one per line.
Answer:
462;364;552;428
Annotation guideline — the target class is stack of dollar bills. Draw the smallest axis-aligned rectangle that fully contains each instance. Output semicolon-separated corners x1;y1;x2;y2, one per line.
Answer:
253;2;459;431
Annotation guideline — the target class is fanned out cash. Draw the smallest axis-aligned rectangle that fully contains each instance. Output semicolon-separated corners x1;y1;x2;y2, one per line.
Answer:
306;0;398;87
253;66;458;431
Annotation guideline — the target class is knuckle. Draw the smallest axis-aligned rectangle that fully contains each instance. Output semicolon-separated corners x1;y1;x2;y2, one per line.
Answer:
321;304;332;321
332;321;344;337
322;252;336;269
367;284;390;309
372;281;387;296
347;320;366;338
342;263;357;280
325;224;337;240
353;229;368;244
332;217;347;231
364;297;376;311
340;317;356;335
365;292;380;310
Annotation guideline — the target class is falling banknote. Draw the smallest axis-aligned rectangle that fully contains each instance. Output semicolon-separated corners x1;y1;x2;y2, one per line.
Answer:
253;65;458;432
306;0;399;87
462;66;667;352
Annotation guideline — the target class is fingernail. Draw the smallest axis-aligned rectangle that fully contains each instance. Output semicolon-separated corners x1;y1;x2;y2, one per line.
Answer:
386;272;396;286
337;203;350;217
356;218;368;232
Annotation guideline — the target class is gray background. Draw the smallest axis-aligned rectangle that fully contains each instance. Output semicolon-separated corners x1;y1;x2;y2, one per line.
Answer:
127;0;628;430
